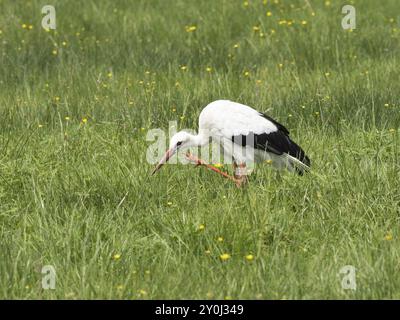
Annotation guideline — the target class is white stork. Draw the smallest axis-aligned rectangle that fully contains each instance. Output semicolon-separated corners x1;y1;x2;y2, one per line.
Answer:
152;100;310;187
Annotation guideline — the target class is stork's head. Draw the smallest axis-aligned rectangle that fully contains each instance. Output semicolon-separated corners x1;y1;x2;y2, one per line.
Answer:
151;131;194;175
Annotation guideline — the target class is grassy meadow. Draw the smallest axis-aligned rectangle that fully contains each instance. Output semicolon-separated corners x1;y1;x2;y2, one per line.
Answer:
0;0;399;299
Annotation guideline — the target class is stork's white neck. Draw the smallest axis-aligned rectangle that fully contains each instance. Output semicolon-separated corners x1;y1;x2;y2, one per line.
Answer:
188;131;209;147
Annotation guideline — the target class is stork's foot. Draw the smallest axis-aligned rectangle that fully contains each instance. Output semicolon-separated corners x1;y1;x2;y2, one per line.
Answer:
234;175;248;188
185;152;242;186
233;163;248;188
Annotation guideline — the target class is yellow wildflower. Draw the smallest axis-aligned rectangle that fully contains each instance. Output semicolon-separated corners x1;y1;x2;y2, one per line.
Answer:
198;224;205;231
220;253;231;261
113;253;121;260
245;254;254;261
266;11;272;17
384;233;393;241
138;289;147;296
185;25;197;32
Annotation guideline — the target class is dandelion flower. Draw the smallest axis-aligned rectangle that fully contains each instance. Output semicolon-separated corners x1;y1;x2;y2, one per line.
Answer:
224;296;232;300
185;25;197;32
167;201;173;206
325;72;330;77
266;11;272;17
205;249;211;255
138;289;147;296
62;41;67;46
253;26;260;32
233;43;239;49
214;163;223;168
389;129;396;133
38;124;43;128
384;233;393;241
107;72;113;78
28;25;33;30
65;116;70;121
301;20;307;25
52;49;58;55
113;253;121;260
217;237;224;242
198;224;205;231
245;254;254;261
54;96;60;102
206;67;212;73
220;253;231;261
278;63;283;68
22;24;27;29
384;103;389;107
244;71;250;77
82;118;88;124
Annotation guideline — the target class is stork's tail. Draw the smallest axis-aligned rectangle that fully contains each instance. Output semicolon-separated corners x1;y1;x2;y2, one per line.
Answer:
284;153;310;175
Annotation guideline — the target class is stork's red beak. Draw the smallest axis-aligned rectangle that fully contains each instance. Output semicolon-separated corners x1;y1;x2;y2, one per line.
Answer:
151;147;177;175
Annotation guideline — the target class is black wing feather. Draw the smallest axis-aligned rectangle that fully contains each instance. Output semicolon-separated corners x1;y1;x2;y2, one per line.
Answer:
231;114;310;170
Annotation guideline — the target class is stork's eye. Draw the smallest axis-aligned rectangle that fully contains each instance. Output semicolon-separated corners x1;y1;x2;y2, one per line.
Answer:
176;141;183;147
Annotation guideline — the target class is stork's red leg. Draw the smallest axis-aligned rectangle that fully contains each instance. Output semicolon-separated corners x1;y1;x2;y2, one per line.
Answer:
234;163;248;187
185;152;242;186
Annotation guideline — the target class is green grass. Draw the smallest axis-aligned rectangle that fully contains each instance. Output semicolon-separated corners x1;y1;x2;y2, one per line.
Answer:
0;0;399;299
